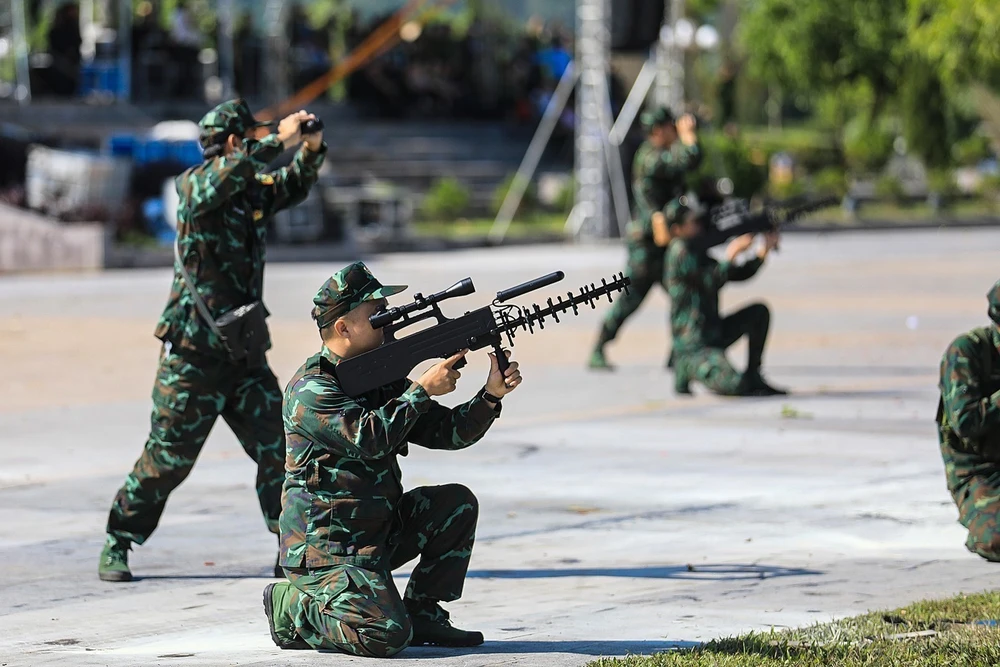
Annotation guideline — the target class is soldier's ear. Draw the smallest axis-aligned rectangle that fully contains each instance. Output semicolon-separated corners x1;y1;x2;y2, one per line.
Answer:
333;318;350;339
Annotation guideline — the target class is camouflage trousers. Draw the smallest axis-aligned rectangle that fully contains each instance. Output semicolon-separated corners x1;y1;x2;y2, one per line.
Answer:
105;343;285;544
955;475;1000;562
281;484;478;657
674;303;770;395
598;239;669;343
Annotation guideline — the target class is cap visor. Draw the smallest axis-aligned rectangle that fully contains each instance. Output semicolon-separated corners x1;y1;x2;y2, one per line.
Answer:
371;285;408;299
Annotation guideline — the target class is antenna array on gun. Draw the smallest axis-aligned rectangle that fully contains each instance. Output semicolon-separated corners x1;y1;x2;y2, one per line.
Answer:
494;272;631;346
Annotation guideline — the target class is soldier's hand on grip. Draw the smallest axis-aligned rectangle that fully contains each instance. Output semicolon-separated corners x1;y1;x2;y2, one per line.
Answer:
277;111;310;148
486;350;521;398
725;233;755;261
300;112;324;151
418;350;467;397
677;113;698;145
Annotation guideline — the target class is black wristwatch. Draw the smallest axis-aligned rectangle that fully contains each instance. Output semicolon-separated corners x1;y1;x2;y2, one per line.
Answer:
478;387;503;404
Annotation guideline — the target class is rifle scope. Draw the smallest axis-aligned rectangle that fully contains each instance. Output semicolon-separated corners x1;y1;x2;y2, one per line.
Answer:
495;271;565;303
369;278;475;329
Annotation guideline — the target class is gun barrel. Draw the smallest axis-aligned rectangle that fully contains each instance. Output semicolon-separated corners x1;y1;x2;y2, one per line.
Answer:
495;271;565;303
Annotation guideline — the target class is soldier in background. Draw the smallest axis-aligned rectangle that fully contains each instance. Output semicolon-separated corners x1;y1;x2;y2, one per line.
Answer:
263;262;522;655
936;279;1000;562
664;199;786;397
98;99;328;582
589;107;700;370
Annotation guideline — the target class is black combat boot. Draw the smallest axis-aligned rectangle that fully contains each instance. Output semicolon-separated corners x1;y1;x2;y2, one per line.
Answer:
405;599;484;648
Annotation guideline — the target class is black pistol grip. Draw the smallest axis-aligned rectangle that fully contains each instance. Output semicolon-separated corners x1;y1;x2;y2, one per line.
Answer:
302;117;324;134
494;344;510;374
452;355;467;370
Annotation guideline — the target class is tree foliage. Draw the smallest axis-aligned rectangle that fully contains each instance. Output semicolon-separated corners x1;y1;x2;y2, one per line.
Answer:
737;0;908;107
907;0;1000;89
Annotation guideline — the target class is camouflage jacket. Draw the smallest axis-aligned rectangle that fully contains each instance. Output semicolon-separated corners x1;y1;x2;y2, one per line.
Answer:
154;134;328;356
937;325;1000;496
666;238;763;351
278;346;501;570
628;139;701;241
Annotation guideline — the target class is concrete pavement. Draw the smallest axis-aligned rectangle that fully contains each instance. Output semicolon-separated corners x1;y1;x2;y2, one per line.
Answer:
2;229;1000;665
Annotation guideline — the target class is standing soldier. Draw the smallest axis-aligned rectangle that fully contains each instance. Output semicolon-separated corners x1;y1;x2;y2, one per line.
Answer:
664;199;786;397
263;262;522;656
98;99;328;582
589;107;701;370
936;280;1000;562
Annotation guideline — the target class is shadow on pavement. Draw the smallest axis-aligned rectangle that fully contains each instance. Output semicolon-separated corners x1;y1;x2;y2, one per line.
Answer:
466;563;822;580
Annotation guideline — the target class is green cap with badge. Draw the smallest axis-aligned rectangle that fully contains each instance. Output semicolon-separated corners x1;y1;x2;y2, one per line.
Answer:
988;279;1000;325
641;106;676;130
198;98;271;149
312;262;408;329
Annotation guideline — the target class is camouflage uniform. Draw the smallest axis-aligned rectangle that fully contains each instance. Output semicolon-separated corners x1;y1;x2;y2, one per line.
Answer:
937;280;1000;561
592;107;701;367
269;263;500;657
104;100;327;554
665;232;772;396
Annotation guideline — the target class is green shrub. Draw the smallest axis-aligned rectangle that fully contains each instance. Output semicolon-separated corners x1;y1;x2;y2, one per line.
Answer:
927;169;960;198
843;116;895;173
952;133;994;166
810;166;849;198
875;174;905;202
740;127;841;173
689;131;768;200
767;177;806;201
554;176;575;213
420;177;470;220
978;174;1000;210
491;172;537;218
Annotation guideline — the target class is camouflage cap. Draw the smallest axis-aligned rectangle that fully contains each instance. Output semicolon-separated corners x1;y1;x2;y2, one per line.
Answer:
312;262;408;329
641;106;676;130
198;98;271;148
988;279;1000;324
663;197;692;224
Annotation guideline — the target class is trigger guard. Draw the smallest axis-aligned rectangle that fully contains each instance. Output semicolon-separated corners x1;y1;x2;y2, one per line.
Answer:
452;356;467;370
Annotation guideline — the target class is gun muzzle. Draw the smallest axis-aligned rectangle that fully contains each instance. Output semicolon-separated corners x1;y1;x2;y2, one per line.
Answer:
495;271;565;303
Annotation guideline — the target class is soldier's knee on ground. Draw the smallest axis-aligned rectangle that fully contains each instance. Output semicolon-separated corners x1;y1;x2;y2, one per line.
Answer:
356;616;413;658
967;531;1000;563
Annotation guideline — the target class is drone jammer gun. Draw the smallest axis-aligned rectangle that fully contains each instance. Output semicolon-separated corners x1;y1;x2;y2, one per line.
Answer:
692;195;840;251
336;271;632;397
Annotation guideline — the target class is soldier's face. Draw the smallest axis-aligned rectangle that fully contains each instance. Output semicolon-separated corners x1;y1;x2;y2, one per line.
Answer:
676;214;702;239
349;299;388;354
245;126;271;141
649;124;676;148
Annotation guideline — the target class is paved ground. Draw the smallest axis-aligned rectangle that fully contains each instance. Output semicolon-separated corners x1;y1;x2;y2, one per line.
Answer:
2;228;1000;666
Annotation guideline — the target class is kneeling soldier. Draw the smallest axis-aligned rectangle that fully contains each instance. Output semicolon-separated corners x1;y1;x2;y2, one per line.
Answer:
263;262;522;656
937;279;1000;562
664;199;787;397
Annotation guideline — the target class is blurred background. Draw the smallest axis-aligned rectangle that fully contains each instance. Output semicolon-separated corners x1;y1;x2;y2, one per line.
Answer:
0;0;998;272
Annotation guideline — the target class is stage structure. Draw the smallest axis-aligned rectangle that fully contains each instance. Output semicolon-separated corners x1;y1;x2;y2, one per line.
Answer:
489;0;722;244
492;0;676;243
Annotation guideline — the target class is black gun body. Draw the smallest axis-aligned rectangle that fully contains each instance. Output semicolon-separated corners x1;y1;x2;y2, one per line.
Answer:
694;211;771;250
336;307;500;398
